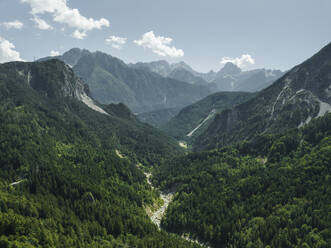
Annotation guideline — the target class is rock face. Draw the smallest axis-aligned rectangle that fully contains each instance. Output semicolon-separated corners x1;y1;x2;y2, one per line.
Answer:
5;59;108;115
43;49;212;113
195;42;331;151
217;62;242;76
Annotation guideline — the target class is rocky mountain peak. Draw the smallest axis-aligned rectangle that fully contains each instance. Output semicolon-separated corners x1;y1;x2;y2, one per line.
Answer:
171;61;193;72
217;62;242;76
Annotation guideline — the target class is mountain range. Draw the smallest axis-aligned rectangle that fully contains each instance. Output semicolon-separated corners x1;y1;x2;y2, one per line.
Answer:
130;60;284;93
40;49;212;113
40;49;284;117
130;60;214;85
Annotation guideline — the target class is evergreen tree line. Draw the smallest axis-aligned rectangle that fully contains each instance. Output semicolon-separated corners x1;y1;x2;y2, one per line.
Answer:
154;114;331;247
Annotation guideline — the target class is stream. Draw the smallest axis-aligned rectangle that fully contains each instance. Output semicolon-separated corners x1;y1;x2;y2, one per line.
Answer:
116;151;210;247
144;172;211;248
144;172;175;228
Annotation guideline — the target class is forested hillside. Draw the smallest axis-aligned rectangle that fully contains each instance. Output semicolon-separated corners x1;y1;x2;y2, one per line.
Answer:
154;113;331;247
0;60;199;247
137;108;180;128
162;92;254;140
195;42;331;151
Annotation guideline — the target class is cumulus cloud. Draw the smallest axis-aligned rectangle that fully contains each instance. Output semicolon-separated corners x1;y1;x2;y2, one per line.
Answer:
1;20;24;29
21;0;110;38
50;50;60;56
105;36;127;49
220;54;255;68
72;30;87;39
0;37;23;63
31;15;53;30
134;31;184;58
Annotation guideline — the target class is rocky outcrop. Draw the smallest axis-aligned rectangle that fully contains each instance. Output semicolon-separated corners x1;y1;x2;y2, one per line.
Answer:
6;59;108;115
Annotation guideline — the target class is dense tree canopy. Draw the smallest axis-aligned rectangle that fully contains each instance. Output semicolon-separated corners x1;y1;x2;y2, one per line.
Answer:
0;61;197;248
155;114;331;247
1;58;331;248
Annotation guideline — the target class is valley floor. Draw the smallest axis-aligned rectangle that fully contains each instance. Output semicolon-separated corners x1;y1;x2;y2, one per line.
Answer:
144;171;211;248
144;172;175;228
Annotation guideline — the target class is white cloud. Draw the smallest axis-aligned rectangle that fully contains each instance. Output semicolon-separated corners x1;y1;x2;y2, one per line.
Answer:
50;50;60;56
220;54;255;68
0;37;23;63
21;0;65;14
105;36;127;49
31;15;53;30
72;30;87;40
1;20;24;29
21;0;110;38
134;31;184;58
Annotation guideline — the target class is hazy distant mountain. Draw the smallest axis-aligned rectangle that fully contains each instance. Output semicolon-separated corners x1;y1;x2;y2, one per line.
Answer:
168;68;208;85
217;62;242;76
210;62;284;92
41;49;212;113
131;60;218;82
130;60;211;85
130;60;194;77
195;42;331;150
131;60;284;93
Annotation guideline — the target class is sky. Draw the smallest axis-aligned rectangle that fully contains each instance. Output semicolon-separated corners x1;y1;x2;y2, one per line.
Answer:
0;0;331;72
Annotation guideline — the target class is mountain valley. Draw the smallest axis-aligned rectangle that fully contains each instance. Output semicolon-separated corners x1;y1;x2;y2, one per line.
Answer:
0;33;331;248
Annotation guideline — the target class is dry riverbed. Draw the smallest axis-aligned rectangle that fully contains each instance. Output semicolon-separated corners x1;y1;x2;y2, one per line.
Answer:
116;151;210;247
144;172;175;228
144;172;211;247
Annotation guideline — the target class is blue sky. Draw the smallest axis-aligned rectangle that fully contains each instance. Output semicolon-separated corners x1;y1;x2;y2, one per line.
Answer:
0;0;330;72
